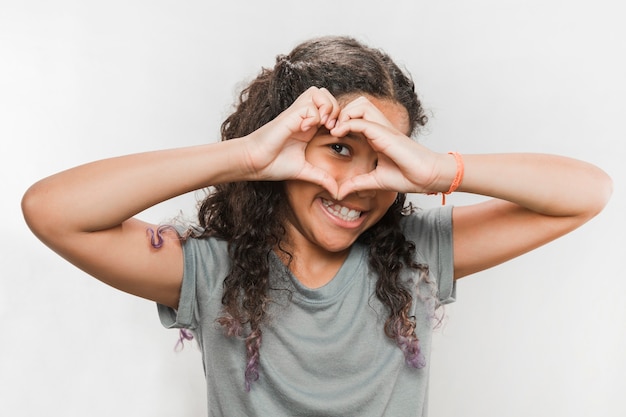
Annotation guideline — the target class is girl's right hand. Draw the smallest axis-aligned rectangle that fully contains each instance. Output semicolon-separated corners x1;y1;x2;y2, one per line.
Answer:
240;86;341;196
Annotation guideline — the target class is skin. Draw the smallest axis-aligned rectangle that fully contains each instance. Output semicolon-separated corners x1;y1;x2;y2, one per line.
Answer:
21;87;613;309
281;98;407;288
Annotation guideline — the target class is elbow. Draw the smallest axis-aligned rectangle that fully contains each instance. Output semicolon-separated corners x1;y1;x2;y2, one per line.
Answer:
593;169;613;214
22;181;55;241
581;168;613;221
22;184;37;227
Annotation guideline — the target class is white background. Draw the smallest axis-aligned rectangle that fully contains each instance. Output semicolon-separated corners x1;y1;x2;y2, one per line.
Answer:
2;1;625;416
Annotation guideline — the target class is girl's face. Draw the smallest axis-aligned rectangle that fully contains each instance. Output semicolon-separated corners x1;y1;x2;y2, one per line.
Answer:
283;97;410;256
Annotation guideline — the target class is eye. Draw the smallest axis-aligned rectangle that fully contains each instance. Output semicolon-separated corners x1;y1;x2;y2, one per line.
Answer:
330;143;351;157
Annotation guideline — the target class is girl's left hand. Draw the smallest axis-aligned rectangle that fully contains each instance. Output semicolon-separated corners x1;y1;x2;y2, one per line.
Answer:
330;96;447;200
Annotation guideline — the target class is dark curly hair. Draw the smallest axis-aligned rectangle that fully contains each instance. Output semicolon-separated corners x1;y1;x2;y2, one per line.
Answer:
194;36;429;390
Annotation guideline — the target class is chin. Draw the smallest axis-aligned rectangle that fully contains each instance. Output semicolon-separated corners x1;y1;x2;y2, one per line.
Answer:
317;236;358;253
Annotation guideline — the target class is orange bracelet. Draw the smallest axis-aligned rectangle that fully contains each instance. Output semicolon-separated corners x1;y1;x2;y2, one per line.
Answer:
436;152;464;205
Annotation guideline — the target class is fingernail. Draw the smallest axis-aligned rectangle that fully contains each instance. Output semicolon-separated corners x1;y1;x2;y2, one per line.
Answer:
320;114;328;125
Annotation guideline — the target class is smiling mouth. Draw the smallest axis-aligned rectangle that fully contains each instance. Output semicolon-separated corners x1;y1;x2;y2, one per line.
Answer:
321;198;362;222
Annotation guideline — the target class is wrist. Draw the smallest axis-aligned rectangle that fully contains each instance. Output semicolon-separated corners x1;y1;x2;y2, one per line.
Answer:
232;134;268;181
427;152;464;204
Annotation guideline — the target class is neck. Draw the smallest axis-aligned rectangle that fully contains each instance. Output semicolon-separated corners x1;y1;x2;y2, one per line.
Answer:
275;238;351;289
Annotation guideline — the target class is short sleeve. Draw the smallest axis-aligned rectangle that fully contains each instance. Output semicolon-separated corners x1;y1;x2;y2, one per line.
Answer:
157;235;230;329
401;205;456;304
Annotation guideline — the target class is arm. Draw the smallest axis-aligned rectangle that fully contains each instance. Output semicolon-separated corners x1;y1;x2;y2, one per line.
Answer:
22;87;341;308
443;153;612;278
22;141;249;309
331;97;613;279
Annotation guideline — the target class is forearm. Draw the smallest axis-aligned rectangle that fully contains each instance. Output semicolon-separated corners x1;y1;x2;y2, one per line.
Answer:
22;139;249;236
432;153;613;218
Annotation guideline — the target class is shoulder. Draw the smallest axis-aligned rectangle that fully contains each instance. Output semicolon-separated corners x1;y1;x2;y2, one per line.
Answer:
164;225;231;282
179;230;230;268
181;230;228;253
400;206;456;304
400;205;453;243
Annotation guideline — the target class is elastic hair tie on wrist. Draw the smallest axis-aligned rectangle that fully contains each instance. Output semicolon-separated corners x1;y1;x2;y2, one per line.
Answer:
435;152;464;205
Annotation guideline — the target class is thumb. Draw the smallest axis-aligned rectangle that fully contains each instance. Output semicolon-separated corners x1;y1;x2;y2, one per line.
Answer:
337;173;381;200
298;164;339;198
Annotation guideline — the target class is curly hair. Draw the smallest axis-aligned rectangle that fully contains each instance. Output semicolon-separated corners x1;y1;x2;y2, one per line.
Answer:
193;36;430;390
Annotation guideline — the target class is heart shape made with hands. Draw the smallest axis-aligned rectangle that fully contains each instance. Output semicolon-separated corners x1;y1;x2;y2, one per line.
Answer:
265;88;436;201
309;100;423;200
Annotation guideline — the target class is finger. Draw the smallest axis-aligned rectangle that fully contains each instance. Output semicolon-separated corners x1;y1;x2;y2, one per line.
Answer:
312;87;340;130
299;105;321;132
337;96;391;127
331;118;396;153
297;164;339;197
336;173;382;201
294;87;341;133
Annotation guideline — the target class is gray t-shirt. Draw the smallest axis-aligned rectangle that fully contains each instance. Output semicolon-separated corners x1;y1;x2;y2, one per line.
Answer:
158;206;455;416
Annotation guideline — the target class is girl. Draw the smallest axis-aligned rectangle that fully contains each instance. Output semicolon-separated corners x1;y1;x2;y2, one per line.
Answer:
21;36;612;416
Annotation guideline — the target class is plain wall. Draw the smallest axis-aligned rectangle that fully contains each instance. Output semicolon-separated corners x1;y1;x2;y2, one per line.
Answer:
1;1;624;416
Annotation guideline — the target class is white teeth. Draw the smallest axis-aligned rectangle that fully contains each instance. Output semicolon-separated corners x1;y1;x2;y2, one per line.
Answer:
322;199;361;222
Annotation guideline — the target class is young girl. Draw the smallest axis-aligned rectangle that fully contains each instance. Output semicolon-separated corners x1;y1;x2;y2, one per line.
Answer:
21;36;612;416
